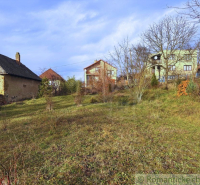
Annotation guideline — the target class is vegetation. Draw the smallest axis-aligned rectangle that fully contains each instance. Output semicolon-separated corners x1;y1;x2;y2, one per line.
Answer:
177;80;190;97
151;74;158;87
38;78;52;98
65;76;79;94
186;79;199;94
1;88;200;184
74;80;84;106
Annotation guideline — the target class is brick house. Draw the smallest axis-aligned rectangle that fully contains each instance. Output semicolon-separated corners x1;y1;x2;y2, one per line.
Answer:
0;52;41;103
39;68;65;93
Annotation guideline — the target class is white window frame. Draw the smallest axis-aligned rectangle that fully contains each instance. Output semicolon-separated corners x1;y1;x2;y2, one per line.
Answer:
107;70;114;76
184;65;192;71
184;54;192;61
168;65;176;71
168;54;176;60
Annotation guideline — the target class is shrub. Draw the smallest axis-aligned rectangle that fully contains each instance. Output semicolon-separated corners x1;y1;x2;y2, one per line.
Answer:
186;80;199;95
114;95;129;106
65;76;77;94
59;81;68;95
151;74;158;87
175;78;182;87
38;78;52;98
177;80;189;97
90;97;98;103
74;80;84;105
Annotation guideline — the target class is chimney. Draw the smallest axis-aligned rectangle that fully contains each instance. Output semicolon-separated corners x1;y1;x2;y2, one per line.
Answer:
94;59;98;63
15;52;20;65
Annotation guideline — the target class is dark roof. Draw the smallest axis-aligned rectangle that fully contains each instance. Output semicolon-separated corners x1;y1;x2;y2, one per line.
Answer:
0;54;41;81
40;68;65;81
84;59;117;70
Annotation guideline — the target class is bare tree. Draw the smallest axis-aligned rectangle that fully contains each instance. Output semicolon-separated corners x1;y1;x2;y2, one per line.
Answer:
170;0;200;23
109;37;131;85
129;44;151;102
142;16;198;89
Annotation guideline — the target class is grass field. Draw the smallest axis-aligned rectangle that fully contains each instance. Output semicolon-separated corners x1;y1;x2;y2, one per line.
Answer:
0;89;200;184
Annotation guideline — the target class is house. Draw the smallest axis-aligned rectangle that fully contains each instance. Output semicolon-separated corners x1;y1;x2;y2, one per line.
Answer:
39;68;65;92
149;50;198;81
0;52;41;103
84;59;117;88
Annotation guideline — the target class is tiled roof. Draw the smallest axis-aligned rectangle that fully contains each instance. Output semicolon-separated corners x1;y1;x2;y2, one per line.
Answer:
40;68;65;81
84;59;117;69
0;54;41;81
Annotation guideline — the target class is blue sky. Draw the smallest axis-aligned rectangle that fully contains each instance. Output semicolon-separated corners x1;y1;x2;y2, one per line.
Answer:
0;0;187;80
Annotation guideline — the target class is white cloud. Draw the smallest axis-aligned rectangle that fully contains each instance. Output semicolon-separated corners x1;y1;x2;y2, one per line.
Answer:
0;0;185;81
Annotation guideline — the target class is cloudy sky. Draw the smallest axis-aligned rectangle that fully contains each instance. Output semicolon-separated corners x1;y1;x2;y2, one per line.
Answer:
0;0;188;80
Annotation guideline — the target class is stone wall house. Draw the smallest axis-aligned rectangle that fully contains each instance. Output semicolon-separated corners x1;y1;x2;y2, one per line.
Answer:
0;52;41;103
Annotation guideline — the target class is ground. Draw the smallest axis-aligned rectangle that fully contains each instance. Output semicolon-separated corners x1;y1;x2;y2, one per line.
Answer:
0;89;200;184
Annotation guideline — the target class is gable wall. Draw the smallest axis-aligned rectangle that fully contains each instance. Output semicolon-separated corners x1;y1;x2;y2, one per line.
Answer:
85;61;117;87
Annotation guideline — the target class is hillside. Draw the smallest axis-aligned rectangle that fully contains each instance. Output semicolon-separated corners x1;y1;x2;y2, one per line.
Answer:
0;89;200;184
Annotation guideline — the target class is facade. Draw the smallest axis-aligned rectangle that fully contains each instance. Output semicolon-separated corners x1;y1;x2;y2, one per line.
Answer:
0;52;41;102
39;68;65;92
84;59;117;88
149;50;198;80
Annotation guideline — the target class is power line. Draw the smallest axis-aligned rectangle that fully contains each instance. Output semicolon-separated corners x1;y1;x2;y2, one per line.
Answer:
50;59;93;68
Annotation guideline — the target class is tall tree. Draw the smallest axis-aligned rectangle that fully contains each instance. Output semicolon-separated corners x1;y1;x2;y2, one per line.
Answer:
142;16;198;89
109;37;131;85
129;44;151;102
170;0;200;22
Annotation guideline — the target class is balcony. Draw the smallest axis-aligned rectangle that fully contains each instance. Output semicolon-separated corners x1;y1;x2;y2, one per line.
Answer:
151;60;161;65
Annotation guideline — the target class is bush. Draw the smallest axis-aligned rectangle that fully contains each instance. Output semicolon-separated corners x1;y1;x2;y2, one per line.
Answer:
151;74;158;87
90;97;98;103
175;78;182;87
186;80;199;95
114;95;129;106
65;76;77;94
74;80;84;105
177;80;189;97
59;81;68;95
38;78;52;98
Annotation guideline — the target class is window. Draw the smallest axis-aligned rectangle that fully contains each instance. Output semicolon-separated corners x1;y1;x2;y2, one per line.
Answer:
168;65;176;71
184;54;192;61
184;65;192;71
95;67;100;72
168;75;176;80
107;70;114;76
168;54;175;60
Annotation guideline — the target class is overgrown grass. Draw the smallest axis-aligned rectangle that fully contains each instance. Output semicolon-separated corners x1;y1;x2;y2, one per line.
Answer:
0;89;200;184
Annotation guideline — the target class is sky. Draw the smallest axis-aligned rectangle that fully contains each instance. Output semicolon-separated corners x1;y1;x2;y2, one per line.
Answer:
0;0;189;80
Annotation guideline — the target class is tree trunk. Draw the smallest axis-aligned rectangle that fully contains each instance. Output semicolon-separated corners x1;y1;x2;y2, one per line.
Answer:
165;70;168;90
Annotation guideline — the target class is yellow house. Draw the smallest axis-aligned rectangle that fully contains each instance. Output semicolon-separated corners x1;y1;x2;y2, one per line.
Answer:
149;50;198;81
84;59;117;88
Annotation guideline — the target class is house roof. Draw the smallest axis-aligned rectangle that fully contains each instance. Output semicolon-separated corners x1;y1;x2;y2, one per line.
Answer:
84;59;117;70
40;68;65;81
0;54;41;81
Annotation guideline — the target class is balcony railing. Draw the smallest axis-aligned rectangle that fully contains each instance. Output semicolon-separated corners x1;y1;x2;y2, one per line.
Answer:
151;60;161;65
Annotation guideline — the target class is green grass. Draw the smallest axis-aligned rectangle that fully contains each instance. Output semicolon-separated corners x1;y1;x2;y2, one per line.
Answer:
0;89;200;184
